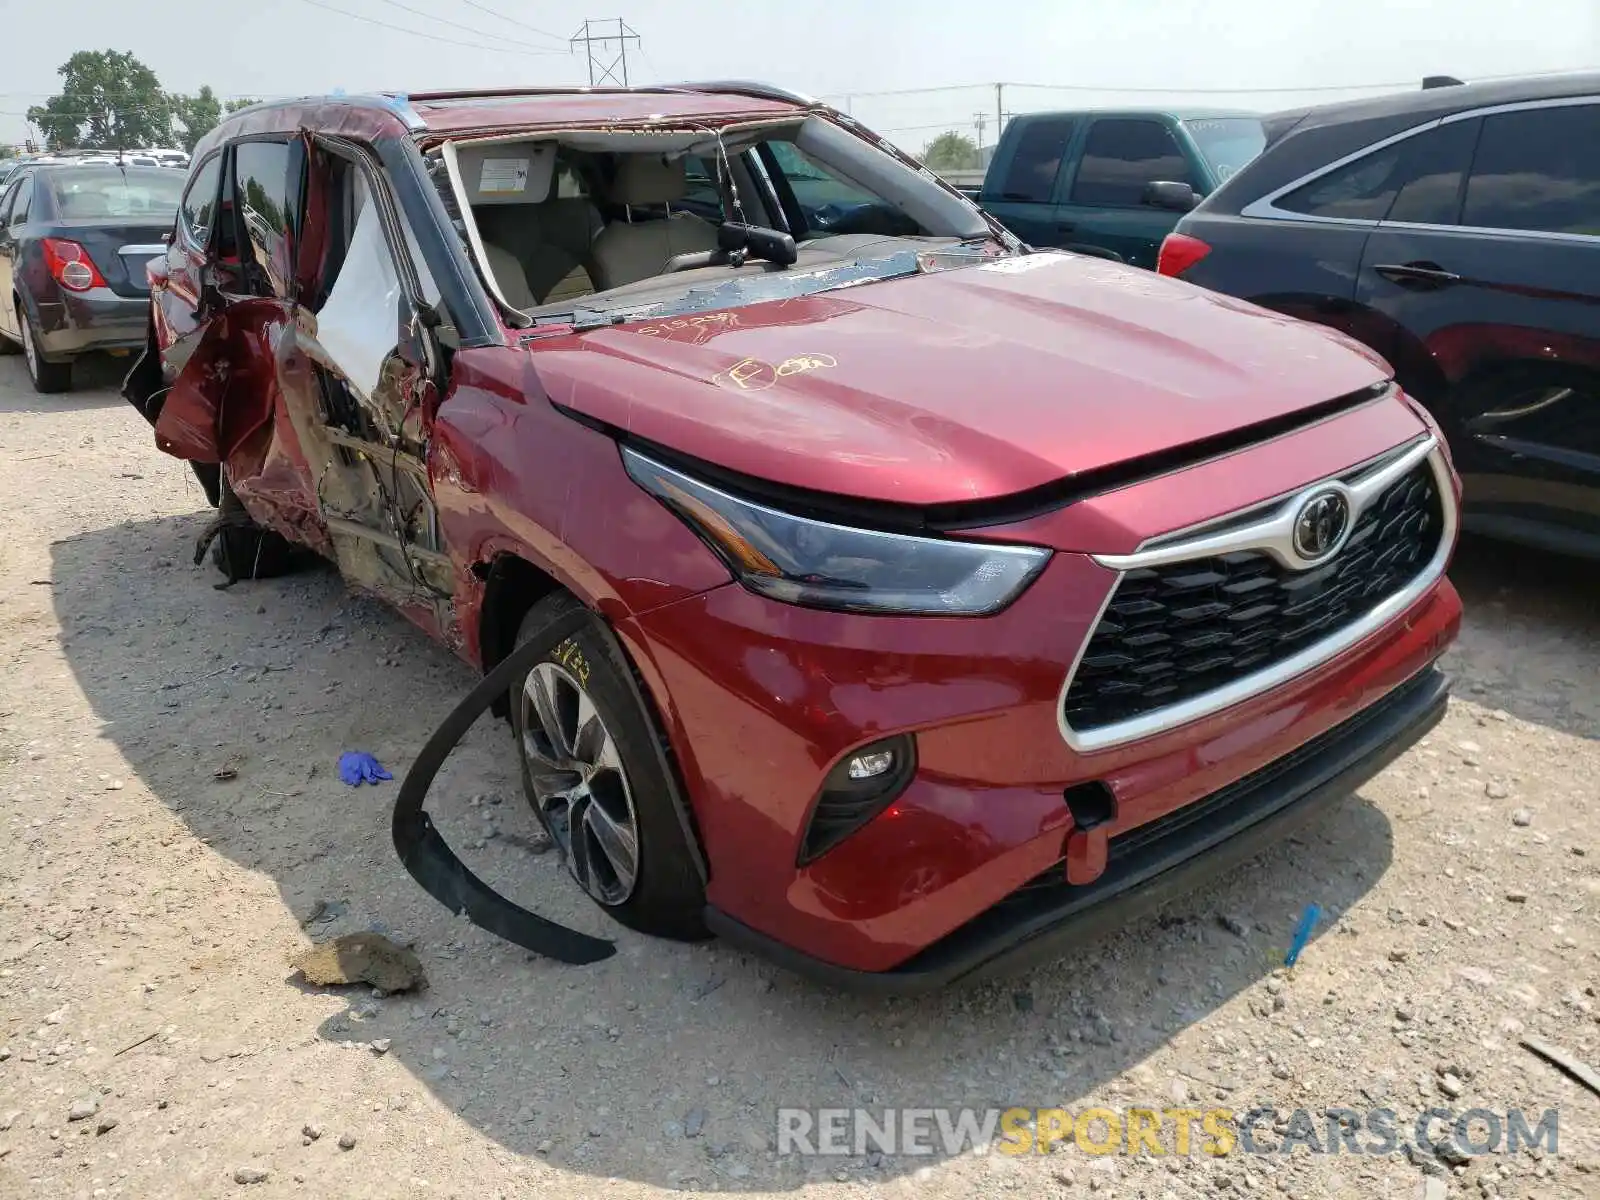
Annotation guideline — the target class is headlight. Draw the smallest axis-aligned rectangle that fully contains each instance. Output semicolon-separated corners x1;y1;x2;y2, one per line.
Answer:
623;449;1051;616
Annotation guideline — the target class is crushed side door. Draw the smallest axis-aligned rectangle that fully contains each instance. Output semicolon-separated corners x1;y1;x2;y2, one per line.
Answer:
271;131;456;634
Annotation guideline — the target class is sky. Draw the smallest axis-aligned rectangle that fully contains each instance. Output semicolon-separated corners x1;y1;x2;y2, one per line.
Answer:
2;0;1596;153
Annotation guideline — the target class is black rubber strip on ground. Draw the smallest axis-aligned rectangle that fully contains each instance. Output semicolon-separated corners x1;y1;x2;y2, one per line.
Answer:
391;629;617;965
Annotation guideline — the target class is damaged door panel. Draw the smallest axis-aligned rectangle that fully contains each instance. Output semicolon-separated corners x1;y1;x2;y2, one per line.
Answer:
124;151;231;503
161;137;323;546
269;132;456;634
127;128;458;635
149;152;226;383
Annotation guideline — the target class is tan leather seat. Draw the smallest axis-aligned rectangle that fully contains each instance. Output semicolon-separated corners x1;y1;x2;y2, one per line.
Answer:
479;241;537;310
589;157;720;292
474;198;603;311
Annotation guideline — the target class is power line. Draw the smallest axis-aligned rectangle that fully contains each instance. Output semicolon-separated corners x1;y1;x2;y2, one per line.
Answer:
447;0;569;46
825;65;1595;102
0;90;277;100
368;0;565;54
2;107;176;116
1000;66;1594;94
881;120;985;135
291;0;566;56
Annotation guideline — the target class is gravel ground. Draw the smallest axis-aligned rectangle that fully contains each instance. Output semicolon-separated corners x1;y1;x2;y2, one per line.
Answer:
1;355;1597;1200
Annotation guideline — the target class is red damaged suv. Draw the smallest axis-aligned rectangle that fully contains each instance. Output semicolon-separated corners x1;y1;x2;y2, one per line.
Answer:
123;82;1462;991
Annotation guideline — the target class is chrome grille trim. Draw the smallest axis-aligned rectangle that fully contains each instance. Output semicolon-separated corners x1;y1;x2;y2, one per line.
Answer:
1057;439;1456;754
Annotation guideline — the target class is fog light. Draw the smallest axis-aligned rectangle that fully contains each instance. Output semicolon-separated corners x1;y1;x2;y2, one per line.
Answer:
847;750;896;780
799;734;918;864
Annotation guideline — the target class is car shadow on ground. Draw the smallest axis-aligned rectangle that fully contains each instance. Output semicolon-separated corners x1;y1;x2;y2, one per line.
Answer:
50;510;1396;1190
1444;533;1600;741
0;351;132;414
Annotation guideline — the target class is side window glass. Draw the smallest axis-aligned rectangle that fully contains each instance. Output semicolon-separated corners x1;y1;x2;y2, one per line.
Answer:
1071;120;1195;208
1385;119;1479;225
678;155;723;222
553;163;589;200
180;156;223;246
231;140;293;296
768;142;875;206
1281;121;1481;224
10;178;31;228
0;180;18;228
1279;145;1404;221
1463;104;1600;235
998;118;1076;203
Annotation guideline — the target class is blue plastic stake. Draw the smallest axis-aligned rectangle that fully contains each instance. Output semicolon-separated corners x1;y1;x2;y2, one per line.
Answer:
1285;902;1321;968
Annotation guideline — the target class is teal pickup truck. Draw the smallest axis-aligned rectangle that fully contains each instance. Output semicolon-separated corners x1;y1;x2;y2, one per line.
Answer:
971;108;1266;270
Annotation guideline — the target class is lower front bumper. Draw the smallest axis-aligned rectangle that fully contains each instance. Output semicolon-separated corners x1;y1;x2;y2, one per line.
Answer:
707;665;1450;994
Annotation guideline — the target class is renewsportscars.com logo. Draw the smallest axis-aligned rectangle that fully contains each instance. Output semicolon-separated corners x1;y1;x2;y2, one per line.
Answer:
775;1105;1561;1159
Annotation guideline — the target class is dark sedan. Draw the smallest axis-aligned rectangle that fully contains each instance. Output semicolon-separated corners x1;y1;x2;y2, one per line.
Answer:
0;164;184;392
1158;73;1600;560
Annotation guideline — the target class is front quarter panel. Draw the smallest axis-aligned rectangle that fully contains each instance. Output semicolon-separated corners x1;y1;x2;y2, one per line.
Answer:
430;345;733;663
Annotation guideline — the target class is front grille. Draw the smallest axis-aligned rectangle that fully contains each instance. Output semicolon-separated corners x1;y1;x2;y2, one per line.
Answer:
1063;462;1443;734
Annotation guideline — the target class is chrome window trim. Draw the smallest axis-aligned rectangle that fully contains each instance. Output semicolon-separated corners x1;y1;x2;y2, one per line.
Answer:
1239;92;1599;232
1057;438;1456;755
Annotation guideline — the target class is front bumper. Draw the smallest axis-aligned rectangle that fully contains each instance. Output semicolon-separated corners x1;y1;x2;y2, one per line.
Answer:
615;394;1462;982
624;556;1461;976
709;664;1450;994
33;287;150;360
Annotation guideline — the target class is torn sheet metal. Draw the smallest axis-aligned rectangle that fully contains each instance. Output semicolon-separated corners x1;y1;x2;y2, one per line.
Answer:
312;194;402;402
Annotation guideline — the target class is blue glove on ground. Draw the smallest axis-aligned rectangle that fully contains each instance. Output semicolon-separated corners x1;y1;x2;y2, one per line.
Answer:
339;751;393;787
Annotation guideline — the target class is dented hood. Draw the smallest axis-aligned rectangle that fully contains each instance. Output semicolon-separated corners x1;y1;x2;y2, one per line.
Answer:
534;253;1392;507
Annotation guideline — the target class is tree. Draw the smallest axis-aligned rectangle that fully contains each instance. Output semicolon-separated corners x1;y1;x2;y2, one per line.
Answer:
919;131;982;173
171;89;260;151
171;85;220;152
26;50;173;151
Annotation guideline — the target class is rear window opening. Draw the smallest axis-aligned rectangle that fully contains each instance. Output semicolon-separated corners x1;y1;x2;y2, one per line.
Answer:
427;115;1000;327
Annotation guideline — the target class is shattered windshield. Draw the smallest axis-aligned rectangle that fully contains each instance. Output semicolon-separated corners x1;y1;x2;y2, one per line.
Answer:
439;114;1006;331
546;244;1000;330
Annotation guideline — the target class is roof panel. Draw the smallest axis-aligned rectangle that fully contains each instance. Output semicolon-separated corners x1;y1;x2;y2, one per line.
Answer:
410;89;800;133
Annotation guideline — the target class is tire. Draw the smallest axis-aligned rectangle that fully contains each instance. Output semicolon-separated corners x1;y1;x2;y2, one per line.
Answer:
209;475;297;580
17;302;72;393
509;592;708;941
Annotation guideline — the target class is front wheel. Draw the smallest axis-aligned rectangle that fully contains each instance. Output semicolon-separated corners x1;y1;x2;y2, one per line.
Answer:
509;593;707;941
18;303;72;393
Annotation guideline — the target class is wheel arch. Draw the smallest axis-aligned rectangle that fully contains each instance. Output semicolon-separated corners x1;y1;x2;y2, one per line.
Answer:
476;548;711;884
476;550;567;717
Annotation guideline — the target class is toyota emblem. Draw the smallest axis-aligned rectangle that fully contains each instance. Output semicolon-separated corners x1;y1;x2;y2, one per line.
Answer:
1292;489;1351;562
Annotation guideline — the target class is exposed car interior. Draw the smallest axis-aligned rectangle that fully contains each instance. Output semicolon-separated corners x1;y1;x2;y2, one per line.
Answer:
426;115;995;322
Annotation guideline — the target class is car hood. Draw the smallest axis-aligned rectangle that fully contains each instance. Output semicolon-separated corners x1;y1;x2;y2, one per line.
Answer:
533;252;1391;507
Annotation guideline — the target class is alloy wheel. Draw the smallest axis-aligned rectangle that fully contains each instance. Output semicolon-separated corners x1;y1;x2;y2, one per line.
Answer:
519;661;640;906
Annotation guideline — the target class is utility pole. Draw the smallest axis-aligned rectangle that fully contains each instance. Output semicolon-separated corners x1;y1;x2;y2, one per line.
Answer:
972;111;988;151
570;18;641;87
995;83;1004;138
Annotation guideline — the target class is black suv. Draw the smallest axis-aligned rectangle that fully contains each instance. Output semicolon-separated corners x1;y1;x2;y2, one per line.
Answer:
1158;74;1600;559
